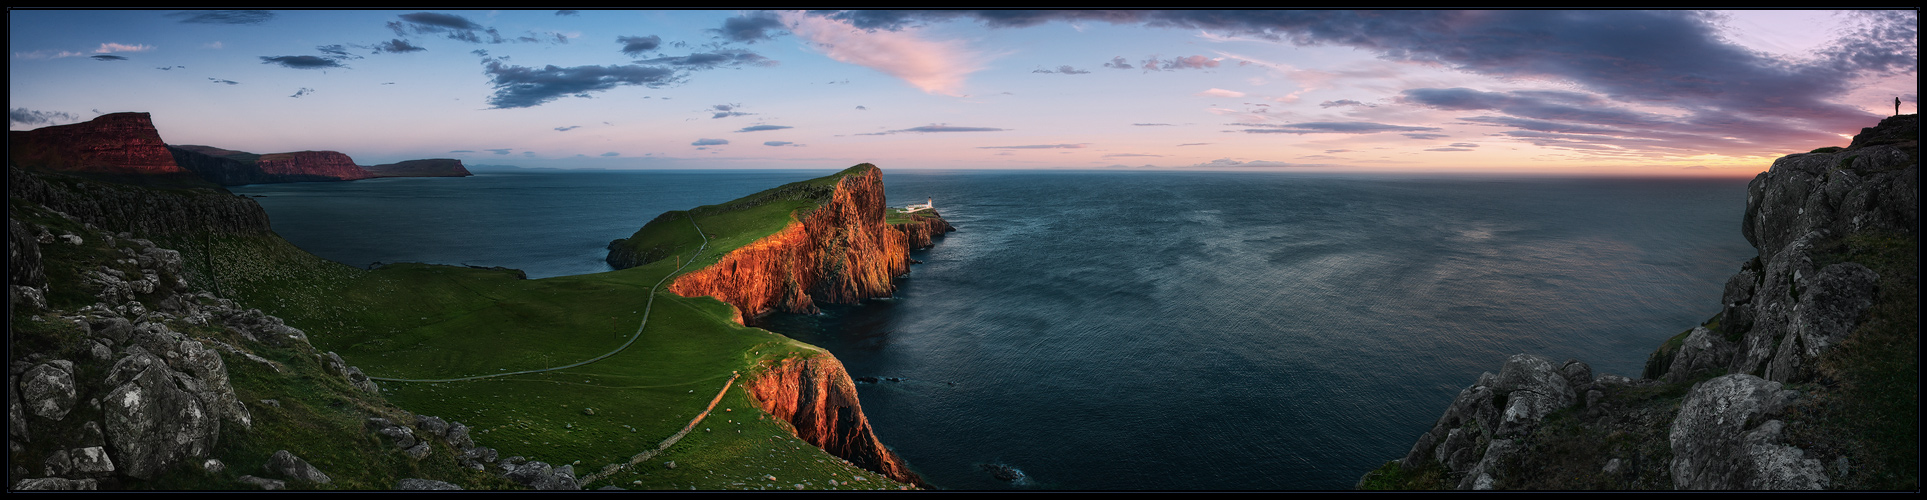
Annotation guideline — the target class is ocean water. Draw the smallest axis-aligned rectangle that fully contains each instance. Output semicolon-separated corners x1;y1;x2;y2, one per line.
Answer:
234;169;1755;490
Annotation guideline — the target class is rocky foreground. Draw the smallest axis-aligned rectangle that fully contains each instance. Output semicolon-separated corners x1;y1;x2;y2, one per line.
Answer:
1362;115;1919;490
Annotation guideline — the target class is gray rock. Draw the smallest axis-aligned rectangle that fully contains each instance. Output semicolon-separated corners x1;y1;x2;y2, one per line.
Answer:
1492;354;1576;438
11;477;99;490
502;461;579;490
1665;326;1737;383
7;375;26;443
43;446;115;477
267;449;332;484
378;423;419;449
398;478;463;490
1669;374;1812;489
103;348;219;479
416;415;450;437
458;446;497;471
445;422;475;449
22;360;78;421
405;442;432;460
202;458;225;474
237;475;286;490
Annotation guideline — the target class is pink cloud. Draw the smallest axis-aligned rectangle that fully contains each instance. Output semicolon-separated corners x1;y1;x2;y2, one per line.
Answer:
783;11;983;96
1197;88;1245;98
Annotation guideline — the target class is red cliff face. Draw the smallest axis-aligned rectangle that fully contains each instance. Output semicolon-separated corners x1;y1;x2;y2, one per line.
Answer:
7;112;186;175
746;354;925;487
252;151;374;181
669;167;942;317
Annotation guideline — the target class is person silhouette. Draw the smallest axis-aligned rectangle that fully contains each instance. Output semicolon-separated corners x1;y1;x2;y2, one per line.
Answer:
1897;97;1903;117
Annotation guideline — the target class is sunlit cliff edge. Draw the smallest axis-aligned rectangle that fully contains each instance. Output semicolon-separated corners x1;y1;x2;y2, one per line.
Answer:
1360;115;1919;490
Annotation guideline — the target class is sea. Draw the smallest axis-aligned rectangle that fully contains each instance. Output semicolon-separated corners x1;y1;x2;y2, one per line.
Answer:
232;169;1756;490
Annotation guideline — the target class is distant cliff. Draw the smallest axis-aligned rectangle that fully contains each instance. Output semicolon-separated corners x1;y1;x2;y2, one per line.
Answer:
7;113;187;176
364;159;472;178
1362;115;1919;491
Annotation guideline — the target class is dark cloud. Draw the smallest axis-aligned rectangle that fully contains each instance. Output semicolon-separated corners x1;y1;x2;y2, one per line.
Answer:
1235;121;1442;135
1425;147;1474;152
1143;55;1218;71
600;151;619;156
260;55;346;69
764;141;796;146
90;55;127;61
1318;99;1373;108
480;58;681;108
618;35;662;56
486;148;512;155
554;125;580;131
10;108;78;126
858;125;1008;135
635;50;776;69
978;144;1087;149
710;103;752;119
737;125;792;132
290;88;313;97
398;12;483;31
854;105;867;110
813;10;1912;154
691;138;729;146
1402;133;1450;140
209;78;239;85
1033;65;1090;74
557;11;580;17
389;12;564;45
373;39;426;53
156;65;185;71
449;150;475;153
167;10;274;25
316;45;361;60
715;12;785;43
1103;56;1133;69
1448;142;1478;148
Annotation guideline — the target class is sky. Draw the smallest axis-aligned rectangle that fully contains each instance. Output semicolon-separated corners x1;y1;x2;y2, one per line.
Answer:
8;9;1918;176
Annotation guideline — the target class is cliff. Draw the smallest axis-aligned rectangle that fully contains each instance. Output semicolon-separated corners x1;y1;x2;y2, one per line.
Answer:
746;354;925;487
1362;115;1919;490
253;151;374;182
663;165;952;317
7;113;187;176
363;159;472;178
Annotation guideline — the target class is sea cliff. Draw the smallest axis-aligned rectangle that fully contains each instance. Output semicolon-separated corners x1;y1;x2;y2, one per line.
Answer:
1362;115;1919;490
7;113;186;176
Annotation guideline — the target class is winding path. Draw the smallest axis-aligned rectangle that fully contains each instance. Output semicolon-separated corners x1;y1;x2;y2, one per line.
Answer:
367;213;709;383
578;371;740;485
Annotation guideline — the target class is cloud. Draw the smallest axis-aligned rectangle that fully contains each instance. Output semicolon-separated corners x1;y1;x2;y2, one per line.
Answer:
1196;88;1245;98
710;103;753;119
1448;142;1479;148
1424;147;1474;152
854;105;867;110
167;10;274;25
1134;123;1175;126
715;11;786;43
1103;56;1133;69
260;55;347;69
1177;142;1211;146
858;124;1008;135
316;44;364;60
156;65;184;70
556;10;580;16
600;152;619;156
480;58;681;108
90;55;128;61
635;49;776;69
977;143;1088;149
449;150;475;153
388;12;565;45
737;124;792;132
209;77;239;85
764;141;797;146
486;148;512;155
1402;133;1450;140
1189;158;1333;168
1318;99;1373;108
373;39;426;53
96;43;154;54
784;11;984;96
1032;65;1090;74
618;35;661;56
554;125;580;131
290;87;313;97
1144;55;1220;71
1236;121;1442;135
691;138;729;146
10;108;78;126
1103;153;1164;158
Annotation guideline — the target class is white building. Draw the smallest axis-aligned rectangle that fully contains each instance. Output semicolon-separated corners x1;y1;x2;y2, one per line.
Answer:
902;198;934;213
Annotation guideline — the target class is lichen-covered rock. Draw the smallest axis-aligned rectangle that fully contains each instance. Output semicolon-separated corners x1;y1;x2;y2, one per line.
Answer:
1664;326;1736;384
236;475;285;490
1669;374;1816;490
102;347;219;479
501;461;578;490
11;477;100;490
267;450;332;484
21;360;77;421
43;446;116;477
398;478;463;490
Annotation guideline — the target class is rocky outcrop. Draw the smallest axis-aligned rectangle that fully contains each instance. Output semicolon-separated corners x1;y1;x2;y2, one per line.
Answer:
6;164;272;237
745;353;923;487
1376;115;1918;490
253;151;374;182
667;165;944;317
7;113;187;175
363;159;472;178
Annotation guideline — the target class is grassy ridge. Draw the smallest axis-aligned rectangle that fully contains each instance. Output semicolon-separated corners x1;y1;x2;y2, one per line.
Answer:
200;165;914;490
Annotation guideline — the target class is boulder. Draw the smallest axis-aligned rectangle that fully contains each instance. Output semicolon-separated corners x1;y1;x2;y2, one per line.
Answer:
267;450;332;484
1669;374;1820;489
502;461;578;490
397;478;463;490
103;348;219;479
21;360;77;421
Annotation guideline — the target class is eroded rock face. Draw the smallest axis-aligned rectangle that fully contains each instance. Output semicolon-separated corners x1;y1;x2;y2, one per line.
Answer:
746;353;924;487
1669;374;1824;490
7;112;186;175
252;151;374;181
102;348;219;479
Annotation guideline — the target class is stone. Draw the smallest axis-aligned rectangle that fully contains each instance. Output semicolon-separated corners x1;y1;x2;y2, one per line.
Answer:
267;450;332;484
415;415;450;437
43;446;115;477
103;348;219;479
21;360;77;421
203;458;226;474
12;477;99;490
398;478;463;490
237;475;286;490
502;461;578;490
1670;374;1813;490
405;442;432;460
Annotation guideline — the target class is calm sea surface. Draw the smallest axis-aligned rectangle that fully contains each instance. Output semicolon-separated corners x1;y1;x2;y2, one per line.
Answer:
234;169;1755;490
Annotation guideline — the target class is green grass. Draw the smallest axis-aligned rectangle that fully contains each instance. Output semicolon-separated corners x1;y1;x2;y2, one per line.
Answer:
187;165;919;490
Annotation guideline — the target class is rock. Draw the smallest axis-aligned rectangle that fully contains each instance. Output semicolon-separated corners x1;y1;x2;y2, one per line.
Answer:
405;442;432;460
202;458;225;474
267;450;332;484
1664;326;1737;383
363;159;473;178
21;360;77;421
103;348;219;479
397;478;464;490
11;477;99;490
415;415;450;437
237;475;286;490
444;422;475;450
501;461;578;490
1492;354;1576;438
7;112;186;175
43;446;115;477
1669;374;1816;490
